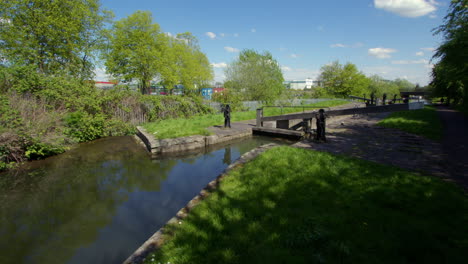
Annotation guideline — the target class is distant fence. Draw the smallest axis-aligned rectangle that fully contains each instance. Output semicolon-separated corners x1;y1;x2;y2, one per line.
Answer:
206;98;346;112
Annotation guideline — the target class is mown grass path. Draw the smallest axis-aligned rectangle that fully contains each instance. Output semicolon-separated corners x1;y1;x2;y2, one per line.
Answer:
144;146;468;264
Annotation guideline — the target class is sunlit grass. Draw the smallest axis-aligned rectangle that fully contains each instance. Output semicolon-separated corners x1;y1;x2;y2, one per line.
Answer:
144;146;468;264
143;100;349;139
377;106;442;140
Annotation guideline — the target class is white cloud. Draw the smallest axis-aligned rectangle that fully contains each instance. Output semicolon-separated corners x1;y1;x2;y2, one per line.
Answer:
374;0;437;17
331;43;347;48
211;62;228;68
205;32;216;39
363;65;431;85
281;66;292;72
391;59;428;64
290;53;299;58
421;47;435;52
415;51;424;56
224;46;239;53
368;47;397;59
429;14;437;18
219;33;225;37
251;28;256;33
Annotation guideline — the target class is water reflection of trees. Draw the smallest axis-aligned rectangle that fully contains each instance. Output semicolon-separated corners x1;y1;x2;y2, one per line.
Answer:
0;136;287;264
0;137;177;264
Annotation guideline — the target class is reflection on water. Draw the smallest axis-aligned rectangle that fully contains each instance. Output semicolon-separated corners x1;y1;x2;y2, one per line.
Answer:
0;135;289;264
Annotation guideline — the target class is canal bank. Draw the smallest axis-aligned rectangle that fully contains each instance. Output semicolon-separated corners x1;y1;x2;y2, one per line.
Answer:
0;135;289;264
137;103;360;155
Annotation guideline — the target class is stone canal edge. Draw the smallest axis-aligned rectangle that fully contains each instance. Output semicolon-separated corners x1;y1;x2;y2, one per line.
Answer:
123;143;279;264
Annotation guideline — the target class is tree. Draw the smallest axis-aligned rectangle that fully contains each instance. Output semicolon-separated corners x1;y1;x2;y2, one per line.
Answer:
318;61;370;97
161;32;213;91
0;0;111;80
367;75;400;98
103;11;166;94
393;78;415;92
224;49;284;104
431;0;468;106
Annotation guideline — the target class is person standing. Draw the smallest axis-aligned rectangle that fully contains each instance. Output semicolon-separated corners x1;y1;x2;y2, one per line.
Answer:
223;104;231;128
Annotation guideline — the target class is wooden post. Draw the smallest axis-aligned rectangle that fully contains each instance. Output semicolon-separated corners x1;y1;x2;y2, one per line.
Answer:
256;108;263;127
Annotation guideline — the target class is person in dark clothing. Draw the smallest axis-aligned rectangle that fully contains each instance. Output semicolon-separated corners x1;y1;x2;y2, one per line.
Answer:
315;109;326;142
223;104;231;128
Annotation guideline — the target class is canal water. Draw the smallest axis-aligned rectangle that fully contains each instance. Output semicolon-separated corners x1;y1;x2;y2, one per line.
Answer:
0;136;289;264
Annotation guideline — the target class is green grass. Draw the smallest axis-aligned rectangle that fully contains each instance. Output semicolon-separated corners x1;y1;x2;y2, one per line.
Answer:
144;147;468;264
143;100;349;139
377;106;442;141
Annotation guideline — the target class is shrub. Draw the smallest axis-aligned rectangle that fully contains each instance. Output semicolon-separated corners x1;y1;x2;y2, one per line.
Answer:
64;111;106;142
25;141;66;160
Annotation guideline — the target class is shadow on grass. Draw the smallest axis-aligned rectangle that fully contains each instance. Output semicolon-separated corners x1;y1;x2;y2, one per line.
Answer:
146;147;468;264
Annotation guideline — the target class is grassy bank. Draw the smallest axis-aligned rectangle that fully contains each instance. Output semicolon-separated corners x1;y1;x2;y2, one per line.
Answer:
377;106;442;140
144;146;468;264
0;90;212;171
143;99;349;139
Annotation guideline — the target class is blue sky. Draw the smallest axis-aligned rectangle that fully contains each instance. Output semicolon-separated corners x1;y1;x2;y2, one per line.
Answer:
98;0;449;85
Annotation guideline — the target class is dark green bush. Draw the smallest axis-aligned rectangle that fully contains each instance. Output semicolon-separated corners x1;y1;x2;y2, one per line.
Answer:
64;111;106;142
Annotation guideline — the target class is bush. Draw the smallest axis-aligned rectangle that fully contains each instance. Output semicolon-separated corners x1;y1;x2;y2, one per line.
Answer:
64;111;106;142
25;141;66;160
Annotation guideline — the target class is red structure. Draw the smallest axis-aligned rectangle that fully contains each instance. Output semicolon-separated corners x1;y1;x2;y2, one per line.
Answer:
213;88;225;94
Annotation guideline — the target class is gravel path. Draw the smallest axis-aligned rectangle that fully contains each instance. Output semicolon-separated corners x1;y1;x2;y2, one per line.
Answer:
436;106;468;189
293;112;455;187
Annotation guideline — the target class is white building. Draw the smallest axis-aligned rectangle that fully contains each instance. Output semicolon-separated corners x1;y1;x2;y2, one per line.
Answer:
284;78;314;90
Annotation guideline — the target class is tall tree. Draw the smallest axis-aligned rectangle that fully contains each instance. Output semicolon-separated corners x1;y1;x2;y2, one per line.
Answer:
103;11;166;94
318;61;370;97
0;0;111;79
161;32;213;91
368;75;400;97
393;78;416;92
225;49;284;104
431;0;468;105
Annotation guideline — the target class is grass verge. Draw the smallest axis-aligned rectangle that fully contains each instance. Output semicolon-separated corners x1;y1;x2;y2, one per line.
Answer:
377;106;442;141
143;99;349;139
144;146;468;264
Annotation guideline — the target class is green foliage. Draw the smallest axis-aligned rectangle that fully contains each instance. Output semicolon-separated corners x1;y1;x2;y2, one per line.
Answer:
318;61;370;97
103;11;165;94
143;100;349;139
25;141;66;160
0;94;22;130
378;106;442;141
145;147;468;264
225;49;285;104
161;32;213;90
431;0;468;107
393;78;416;92
141;94;213;122
211;89;245;111
368;75;401;98
0;0;112;79
103;11;213;94
64;111;106;142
